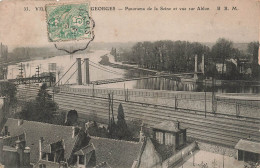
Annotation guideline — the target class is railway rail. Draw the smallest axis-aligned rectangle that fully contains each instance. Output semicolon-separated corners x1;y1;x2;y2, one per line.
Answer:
53;91;260;147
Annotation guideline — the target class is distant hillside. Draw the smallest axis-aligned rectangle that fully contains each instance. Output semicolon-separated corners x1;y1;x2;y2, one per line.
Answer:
90;41;250;52
201;42;249;52
90;42;136;50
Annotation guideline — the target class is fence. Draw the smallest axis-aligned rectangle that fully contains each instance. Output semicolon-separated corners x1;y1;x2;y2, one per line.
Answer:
162;142;197;168
58;86;260;118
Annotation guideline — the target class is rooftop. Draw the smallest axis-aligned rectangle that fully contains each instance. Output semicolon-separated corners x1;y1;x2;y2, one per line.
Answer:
74;143;95;155
235;139;260;154
1;118;78;163
89;136;143;168
34;160;60;168
152;121;185;132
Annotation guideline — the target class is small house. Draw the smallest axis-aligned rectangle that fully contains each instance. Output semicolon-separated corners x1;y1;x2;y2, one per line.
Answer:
235;139;260;163
152;121;187;150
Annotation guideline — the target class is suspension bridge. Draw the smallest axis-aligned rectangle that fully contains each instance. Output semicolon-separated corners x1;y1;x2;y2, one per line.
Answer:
1;56;201;87
53;57;201;86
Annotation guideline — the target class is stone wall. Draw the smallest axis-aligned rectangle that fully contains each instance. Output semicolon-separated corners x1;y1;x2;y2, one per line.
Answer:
162;142;197;168
197;141;236;158
139;138;162;168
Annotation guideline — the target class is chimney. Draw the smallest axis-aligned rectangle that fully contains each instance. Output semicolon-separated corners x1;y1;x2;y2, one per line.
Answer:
39;137;44;160
0;97;6;129
176;120;180;129
23;147;31;167
4;126;8;136
15;139;22;149
72;126;75;138
18;119;23;126
16;139;24;167
0;136;3;164
77;58;82;85
139;123;145;142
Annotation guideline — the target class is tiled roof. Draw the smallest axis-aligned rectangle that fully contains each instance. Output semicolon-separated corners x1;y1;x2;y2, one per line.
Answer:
1;118;78;164
89;136;143;168
42;144;51;153
34;160;60;168
75;143;94;155
235;139;260;154
150;138;174;161
152;121;185;132
94;162;111;168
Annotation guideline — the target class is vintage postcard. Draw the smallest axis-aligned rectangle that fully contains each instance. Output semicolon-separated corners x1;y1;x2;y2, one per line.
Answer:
0;0;259;167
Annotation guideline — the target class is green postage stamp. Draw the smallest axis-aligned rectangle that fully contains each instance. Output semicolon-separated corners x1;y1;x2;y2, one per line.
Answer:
46;3;92;42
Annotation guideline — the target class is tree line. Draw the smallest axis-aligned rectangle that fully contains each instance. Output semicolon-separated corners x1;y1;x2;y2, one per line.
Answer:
111;38;259;80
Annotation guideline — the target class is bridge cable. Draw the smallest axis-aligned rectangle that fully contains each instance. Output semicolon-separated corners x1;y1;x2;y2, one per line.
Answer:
88;61;124;75
88;60;124;75
54;60;77;86
88;63;124;76
64;60;86;85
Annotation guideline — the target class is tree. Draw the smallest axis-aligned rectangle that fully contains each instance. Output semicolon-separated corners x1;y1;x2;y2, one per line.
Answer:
0;81;17;107
211;38;234;77
116;103;131;139
65;110;78;126
247;42;259;79
19;83;58;123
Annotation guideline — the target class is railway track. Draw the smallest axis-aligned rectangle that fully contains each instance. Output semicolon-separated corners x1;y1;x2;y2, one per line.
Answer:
54;95;260;136
54;91;260;147
56;91;260;124
16;86;260;147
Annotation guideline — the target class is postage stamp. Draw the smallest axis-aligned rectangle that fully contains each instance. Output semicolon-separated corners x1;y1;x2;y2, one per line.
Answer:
46;3;92;42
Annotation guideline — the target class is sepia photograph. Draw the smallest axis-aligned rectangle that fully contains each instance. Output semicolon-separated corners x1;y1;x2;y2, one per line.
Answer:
0;0;259;167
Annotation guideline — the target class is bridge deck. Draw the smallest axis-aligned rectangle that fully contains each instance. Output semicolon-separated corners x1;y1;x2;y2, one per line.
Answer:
0;76;56;85
90;72;201;85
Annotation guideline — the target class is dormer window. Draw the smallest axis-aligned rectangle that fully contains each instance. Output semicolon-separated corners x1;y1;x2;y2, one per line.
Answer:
42;153;47;160
48;153;55;162
165;133;175;146
155;132;163;144
153;121;187;149
79;155;84;165
4;126;8;136
39;164;46;168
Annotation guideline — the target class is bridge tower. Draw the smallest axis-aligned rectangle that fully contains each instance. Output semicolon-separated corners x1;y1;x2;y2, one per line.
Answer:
77;58;82;85
201;54;205;74
194;54;198;80
84;58;90;85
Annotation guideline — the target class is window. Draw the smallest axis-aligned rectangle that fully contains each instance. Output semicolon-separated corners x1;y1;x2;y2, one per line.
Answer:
4;126;8;136
156;131;164;144
42;153;47;160
48;153;54;162
79;155;84;165
39;164;46;168
165;133;175;146
179;133;184;146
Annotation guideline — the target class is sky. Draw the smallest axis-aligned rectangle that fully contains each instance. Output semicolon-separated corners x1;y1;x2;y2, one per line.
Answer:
0;0;259;50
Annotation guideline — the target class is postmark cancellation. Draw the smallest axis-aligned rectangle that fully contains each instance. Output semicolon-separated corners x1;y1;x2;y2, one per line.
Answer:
46;3;92;42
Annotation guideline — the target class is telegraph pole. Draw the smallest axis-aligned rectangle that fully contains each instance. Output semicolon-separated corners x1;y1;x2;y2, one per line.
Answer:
111;92;114;123
36;66;40;82
108;93;111;129
18;63;23;84
205;79;207;118
19;63;23;78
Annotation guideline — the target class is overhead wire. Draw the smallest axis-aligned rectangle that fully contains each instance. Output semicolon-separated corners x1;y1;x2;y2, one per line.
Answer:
64;60;85;85
56;58;124;85
88;63;124;76
88;60;124;75
54;60;77;86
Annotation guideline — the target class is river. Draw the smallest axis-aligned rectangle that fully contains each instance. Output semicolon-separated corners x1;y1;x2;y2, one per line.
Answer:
6;50;260;93
7;50;126;85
